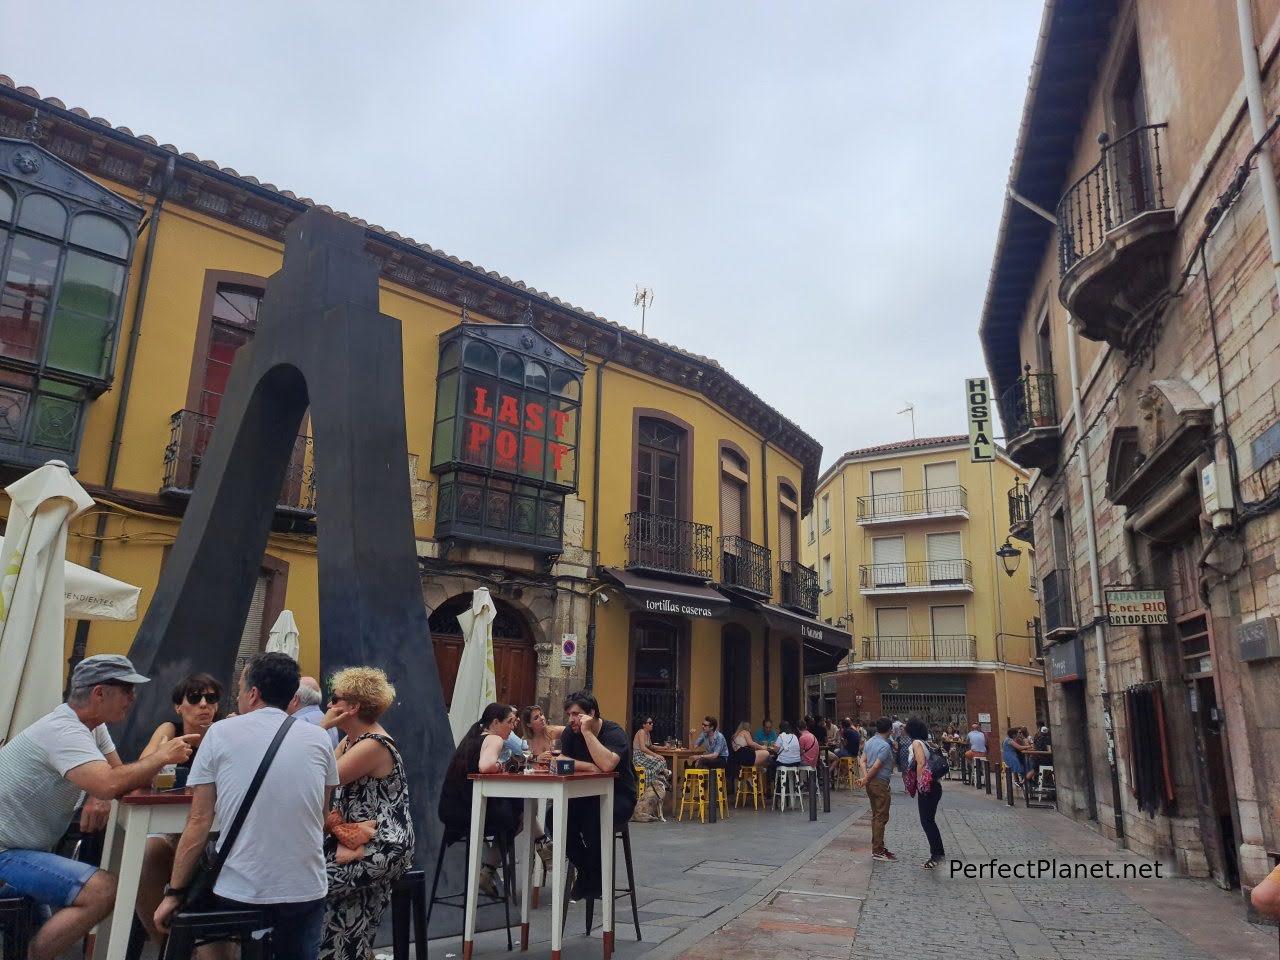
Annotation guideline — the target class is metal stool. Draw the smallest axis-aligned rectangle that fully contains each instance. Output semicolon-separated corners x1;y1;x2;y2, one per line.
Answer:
562;823;642;943
735;767;764;809
160;907;270;960
425;829;517;951
773;767;805;811
0;896;35;960
390;869;428;960
678;769;709;822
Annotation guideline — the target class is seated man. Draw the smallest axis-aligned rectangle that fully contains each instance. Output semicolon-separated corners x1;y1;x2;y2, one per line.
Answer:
0;655;195;960
965;722;988;760
754;719;778;748
691;715;730;793
559;691;637;901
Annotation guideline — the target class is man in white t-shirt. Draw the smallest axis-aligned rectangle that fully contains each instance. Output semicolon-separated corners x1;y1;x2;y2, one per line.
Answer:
0;655;196;960
156;652;339;960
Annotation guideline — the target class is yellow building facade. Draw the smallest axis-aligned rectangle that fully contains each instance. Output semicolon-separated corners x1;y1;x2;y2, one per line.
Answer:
801;436;1045;733
0;78;848;739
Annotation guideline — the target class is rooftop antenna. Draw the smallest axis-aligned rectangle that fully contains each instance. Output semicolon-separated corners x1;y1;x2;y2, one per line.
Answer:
633;285;655;335
898;402;916;439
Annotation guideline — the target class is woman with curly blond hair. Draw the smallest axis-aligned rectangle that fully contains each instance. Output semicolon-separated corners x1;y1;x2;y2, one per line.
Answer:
316;667;413;960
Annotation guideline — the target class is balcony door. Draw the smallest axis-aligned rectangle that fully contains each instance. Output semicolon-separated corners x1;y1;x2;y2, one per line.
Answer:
871;535;905;586
930;604;968;660
635;418;685;571
720;449;749;582
923;461;958;513
926;531;963;584
874;606;909;659
869;467;903;518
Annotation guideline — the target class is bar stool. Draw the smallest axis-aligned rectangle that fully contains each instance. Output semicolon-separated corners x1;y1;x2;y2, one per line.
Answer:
390;869;428;960
831;756;857;791
0;896;34;960
634;766;647;798
425;829;517;951
773;767;805;811
562;823;642;942
161;907;270;960
679;769;709;822
735;767;764;809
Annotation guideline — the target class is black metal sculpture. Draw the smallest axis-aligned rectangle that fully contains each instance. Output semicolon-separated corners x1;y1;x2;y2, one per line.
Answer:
122;210;451;868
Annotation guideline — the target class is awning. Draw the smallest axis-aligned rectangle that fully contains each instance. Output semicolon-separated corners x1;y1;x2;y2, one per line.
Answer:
599;568;731;619
746;599;852;673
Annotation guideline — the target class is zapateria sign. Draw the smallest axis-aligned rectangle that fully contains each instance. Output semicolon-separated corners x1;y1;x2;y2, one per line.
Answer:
1105;589;1169;625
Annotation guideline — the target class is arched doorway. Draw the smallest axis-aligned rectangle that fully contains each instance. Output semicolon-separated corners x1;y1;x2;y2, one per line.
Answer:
428;594;537;711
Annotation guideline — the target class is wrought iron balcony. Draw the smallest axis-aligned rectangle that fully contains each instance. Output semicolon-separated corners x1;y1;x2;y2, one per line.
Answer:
778;560;819;615
1056;123;1176;350
1000;368;1059;472
1042;569;1074;636
861;635;977;662
856;485;968;524
1008;479;1033;543
625;511;714;580
161;409;315;516
719;536;772;597
859;559;973;593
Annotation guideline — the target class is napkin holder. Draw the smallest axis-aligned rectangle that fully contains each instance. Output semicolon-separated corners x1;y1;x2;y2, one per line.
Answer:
554;758;575;775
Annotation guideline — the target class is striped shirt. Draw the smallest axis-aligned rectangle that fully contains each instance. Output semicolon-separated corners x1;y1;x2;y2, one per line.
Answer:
0;704;114;853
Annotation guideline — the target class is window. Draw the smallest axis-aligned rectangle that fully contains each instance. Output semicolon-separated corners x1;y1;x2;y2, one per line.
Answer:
806;511;815;543
871;535;906;586
922;461;959;512
821;554;832;593
637;418;684;519
0;146;140;469
719;447;749;540
926;531;964;583
869;467;903;518
778;480;799;564
821;493;831;530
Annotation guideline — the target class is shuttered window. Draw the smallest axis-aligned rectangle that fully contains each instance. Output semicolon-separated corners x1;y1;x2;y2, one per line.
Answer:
233;574;268;685
778;482;799;564
930;604;967;637
720;452;748;542
874;607;910;658
926;531;964;583
872;536;906;586
923;461;959;512
869;468;903;518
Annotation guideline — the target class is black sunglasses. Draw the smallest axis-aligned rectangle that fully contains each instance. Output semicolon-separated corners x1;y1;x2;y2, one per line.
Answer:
184;692;219;706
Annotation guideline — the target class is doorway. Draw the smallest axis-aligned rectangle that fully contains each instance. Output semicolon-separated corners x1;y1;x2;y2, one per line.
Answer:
427;594;537;711
721;625;751;731
1061;679;1097;820
781;638;801;723
631;619;684;743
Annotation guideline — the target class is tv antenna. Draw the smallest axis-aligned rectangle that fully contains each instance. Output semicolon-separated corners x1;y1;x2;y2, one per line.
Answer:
898;402;916;439
633;285;655;335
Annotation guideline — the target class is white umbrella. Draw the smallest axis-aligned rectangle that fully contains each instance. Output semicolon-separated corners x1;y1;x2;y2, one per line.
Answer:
448;587;497;745
265;609;300;661
0;535;140;622
0;461;95;743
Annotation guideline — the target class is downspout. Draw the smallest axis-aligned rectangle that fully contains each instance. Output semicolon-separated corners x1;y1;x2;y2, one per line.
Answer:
1067;315;1126;848
68;156;175;678
1235;0;1280;307
584;330;622;690
759;416;782;719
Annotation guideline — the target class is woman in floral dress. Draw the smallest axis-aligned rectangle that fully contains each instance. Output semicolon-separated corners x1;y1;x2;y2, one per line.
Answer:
318;667;414;960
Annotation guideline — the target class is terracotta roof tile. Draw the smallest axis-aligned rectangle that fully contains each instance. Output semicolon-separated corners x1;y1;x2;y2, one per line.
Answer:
839;435;970;458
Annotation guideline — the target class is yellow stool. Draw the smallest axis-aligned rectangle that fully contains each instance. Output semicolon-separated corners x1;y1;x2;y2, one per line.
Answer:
634;765;647;798
832;756;857;791
679;769;709;822
713;768;729;819
735;766;764;809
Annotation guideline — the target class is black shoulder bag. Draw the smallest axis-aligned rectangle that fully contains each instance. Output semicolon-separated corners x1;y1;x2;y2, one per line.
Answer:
183;715;297;909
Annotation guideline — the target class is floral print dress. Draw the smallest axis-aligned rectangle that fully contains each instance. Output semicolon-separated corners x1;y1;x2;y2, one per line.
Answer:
320;733;414;960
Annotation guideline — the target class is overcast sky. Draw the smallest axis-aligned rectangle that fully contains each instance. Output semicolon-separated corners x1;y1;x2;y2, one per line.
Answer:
7;2;1042;468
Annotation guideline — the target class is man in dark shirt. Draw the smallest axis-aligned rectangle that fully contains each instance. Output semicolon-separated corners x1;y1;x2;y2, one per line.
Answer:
836;717;861;758
559;690;637;901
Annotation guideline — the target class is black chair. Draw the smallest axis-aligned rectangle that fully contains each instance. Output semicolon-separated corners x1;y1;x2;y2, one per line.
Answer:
160;907;271;960
563;823;641;942
425;829;517;951
0;896;35;960
390;869;428;960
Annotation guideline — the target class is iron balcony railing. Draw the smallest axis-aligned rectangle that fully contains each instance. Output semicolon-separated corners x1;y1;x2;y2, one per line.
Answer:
861;635;978;662
632;687;684;745
1042;569;1074;634
1008;479;1032;531
1000;367;1058;439
162;409;316;515
720;536;773;596
778;560;819;615
856;485;968;521
625;511;714;579
1057;123;1169;274
859;559;973;590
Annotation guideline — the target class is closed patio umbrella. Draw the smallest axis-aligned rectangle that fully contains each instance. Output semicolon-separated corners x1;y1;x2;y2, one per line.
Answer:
265;609;300;661
448;587;497;745
0;460;95;744
0;534;141;622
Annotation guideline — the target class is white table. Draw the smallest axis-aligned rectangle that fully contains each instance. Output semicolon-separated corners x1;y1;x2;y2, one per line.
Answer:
91;788;217;960
464;770;616;960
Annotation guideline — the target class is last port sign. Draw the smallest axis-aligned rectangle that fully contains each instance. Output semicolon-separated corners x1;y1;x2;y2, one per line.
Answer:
1105;590;1169;625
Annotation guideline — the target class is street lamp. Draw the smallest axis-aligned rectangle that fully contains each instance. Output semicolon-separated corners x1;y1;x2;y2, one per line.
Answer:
996;538;1022;578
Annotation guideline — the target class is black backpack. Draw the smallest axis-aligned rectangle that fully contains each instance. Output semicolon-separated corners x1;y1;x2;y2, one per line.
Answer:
926;742;950;779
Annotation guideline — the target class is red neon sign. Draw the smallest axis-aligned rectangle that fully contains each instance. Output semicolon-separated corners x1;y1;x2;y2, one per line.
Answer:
464;385;572;474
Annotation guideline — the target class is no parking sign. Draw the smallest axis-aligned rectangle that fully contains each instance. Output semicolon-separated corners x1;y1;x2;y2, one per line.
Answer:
561;634;578;667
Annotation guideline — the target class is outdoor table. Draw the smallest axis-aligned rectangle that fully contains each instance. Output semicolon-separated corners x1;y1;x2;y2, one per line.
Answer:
651;747;701;814
464;769;616;960
91;787;219;960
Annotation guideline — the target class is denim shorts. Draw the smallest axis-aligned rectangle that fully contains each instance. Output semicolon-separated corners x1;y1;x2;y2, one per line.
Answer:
0;848;99;907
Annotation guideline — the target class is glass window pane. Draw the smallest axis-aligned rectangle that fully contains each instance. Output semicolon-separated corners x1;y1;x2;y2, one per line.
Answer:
439;340;460;372
211;286;261;328
525;361;547;391
551;369;579;399
69;213;130;258
434;371;458;421
499;352;524;383
31;380;84;453
58;252;123;320
0;383;29;441
463;340;497;374
47;311;113;378
0;235;60;363
17;194;67;239
0;184;13;224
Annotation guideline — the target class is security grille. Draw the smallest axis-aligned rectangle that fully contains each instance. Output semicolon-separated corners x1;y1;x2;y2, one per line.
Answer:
879;693;968;730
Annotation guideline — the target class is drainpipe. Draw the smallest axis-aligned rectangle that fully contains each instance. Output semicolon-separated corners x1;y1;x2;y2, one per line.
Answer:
584;330;622;691
68;156;175;679
1235;0;1280;307
760;416;782;719
1067;315;1126;848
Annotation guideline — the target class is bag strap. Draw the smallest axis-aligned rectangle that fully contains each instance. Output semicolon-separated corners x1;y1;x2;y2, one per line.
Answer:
208;715;297;875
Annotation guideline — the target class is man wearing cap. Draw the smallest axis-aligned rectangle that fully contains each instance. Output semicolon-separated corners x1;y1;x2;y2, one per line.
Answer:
0;654;196;960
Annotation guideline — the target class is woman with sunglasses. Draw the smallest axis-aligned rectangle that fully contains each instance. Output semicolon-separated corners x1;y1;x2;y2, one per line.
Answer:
135;673;223;943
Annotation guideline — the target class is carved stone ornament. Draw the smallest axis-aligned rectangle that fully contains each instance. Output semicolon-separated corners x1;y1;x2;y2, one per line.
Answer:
11;148;42;175
520;332;535;349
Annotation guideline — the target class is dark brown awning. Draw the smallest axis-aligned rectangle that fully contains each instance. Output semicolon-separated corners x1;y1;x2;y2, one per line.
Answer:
599;568;731;619
726;597;853;672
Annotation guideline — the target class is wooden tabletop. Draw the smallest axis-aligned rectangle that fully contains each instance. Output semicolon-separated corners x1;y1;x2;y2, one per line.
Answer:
122;787;196;805
468;770;618;782
652;747;701;757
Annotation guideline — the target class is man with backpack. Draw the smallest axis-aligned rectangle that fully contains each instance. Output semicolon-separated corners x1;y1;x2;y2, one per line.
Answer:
856;717;897;862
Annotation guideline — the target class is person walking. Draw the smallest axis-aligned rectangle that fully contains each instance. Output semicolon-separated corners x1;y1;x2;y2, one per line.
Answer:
154;652;340;960
856;717;897;862
904;718;945;868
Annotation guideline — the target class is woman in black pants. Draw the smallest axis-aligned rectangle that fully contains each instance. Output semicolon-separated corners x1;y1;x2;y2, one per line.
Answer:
905;717;945;868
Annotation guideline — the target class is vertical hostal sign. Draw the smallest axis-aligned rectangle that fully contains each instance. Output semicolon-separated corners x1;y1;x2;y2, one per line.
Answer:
966;377;996;462
432;321;585;553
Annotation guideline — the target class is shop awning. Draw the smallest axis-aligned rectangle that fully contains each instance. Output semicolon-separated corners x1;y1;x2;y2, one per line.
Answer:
746;599;853;673
599;568;731;619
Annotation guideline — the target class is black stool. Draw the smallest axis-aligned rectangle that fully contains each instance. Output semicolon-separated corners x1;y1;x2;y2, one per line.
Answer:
426;830;517;951
563;824;641;942
390;869;428;960
160;908;270;960
0;896;35;960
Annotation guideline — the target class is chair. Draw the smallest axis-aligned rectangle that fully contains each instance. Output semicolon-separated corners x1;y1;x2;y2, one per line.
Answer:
425;829;517;952
390;869;428;960
831;756;857;791
1034;764;1055;801
160;907;270;960
773;767;805;812
735;767;764;809
562;823;642;942
0;896;34;960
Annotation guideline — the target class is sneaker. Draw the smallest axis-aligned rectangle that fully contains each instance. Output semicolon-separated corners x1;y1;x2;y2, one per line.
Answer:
478;864;499;898
922;859;939;869
872;851;898;862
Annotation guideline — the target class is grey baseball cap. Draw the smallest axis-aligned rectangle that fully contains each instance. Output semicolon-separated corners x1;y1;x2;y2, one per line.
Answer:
71;654;151;688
